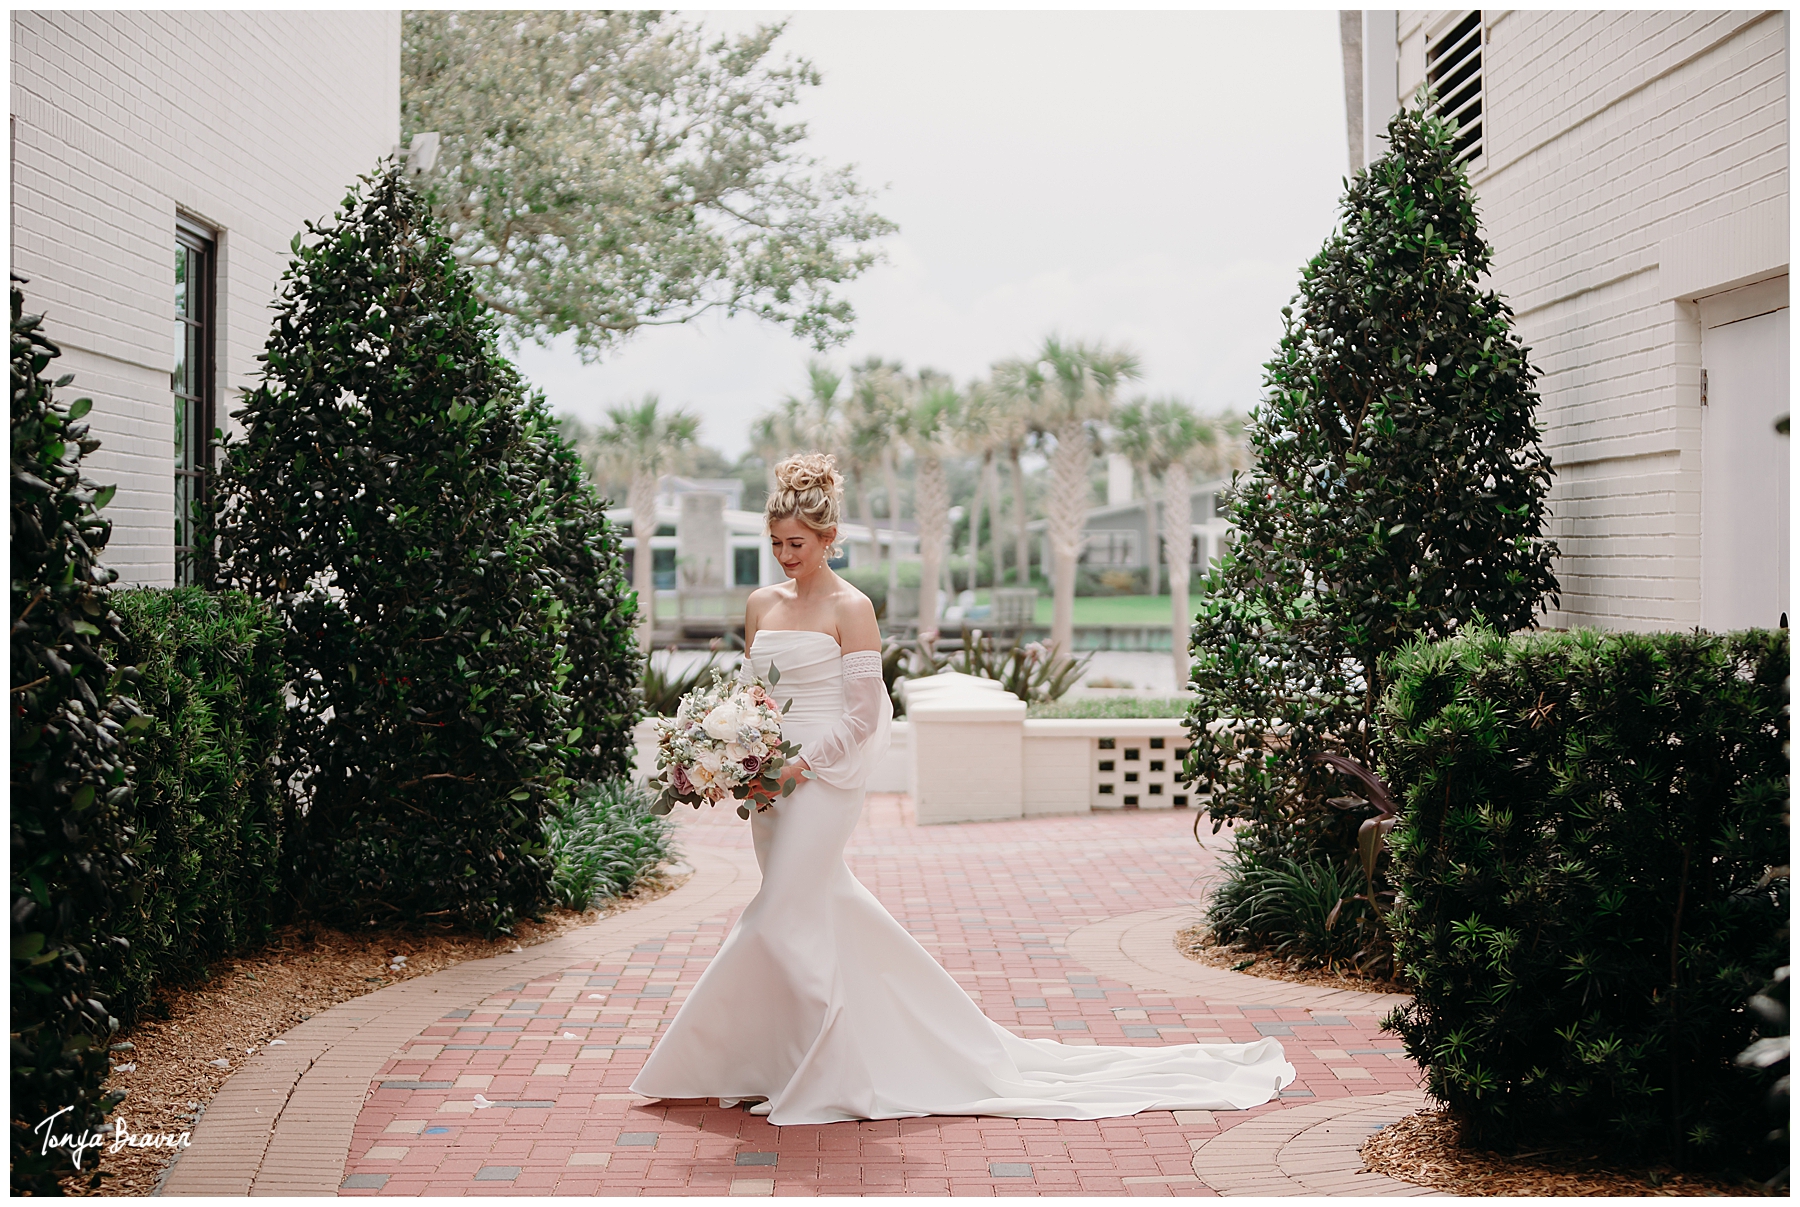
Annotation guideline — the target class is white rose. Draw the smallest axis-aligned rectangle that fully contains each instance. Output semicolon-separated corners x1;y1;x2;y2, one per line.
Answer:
698;748;724;773
702;702;746;741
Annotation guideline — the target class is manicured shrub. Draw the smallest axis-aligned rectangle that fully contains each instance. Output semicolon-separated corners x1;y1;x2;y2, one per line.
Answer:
102;588;286;1022
519;393;642;783
10;280;146;1192
1183;97;1558;970
546;779;676;912
1379;625;1788;1172
211;163;583;936
1188;95;1560;835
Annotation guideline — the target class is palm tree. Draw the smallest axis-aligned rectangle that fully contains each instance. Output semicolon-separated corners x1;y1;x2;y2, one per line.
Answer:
951;379;1006;595
844;361;899;572
752;361;847;484
594;394;700;653
989;365;1047;590
907;370;960;633
850;357;908;595
748;396;806;490
1113;397;1217;683
995;336;1141;654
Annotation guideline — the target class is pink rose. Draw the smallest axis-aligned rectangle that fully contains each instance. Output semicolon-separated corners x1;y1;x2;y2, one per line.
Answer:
741;755;762;775
671;764;695;795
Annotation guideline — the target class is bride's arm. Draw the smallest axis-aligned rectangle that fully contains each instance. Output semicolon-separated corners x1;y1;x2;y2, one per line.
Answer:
792;589;890;790
833;585;882;656
796;653;891;790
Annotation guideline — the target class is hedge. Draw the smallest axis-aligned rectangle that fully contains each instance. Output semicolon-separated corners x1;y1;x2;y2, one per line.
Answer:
101;588;287;1025
1379;625;1788;1172
11;279;145;1192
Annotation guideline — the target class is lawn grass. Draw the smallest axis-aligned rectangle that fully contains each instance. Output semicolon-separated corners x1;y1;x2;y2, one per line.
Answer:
968;592;1184;627
1026;696;1194;719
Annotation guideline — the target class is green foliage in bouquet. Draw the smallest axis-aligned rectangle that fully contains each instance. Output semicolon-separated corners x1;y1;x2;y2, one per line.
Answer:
10;280;147;1192
101;588;287;1023
1182;97;1559;969
1380;625;1788;1173
545;778;675;912
211;163;606;936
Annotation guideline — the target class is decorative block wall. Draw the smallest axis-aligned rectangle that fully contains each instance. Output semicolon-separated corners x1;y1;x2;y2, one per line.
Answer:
1090;733;1194;810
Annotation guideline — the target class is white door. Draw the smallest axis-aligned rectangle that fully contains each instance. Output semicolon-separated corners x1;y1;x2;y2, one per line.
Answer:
1700;290;1789;631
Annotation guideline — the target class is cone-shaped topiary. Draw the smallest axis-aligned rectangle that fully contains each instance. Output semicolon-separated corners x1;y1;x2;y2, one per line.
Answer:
212;163;588;936
10;278;148;1192
1185;98;1560;967
516;390;642;785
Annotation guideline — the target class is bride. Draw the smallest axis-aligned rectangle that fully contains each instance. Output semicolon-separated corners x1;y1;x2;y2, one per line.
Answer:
630;452;1294;1124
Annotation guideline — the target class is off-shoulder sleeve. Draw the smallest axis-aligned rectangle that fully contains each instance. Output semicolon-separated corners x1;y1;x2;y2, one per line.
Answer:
800;650;894;791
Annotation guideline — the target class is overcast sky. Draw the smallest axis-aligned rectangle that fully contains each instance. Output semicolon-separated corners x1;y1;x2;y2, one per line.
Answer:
513;10;1352;459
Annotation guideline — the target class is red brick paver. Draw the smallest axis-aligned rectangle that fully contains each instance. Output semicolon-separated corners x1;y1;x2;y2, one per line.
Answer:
180;796;1428;1196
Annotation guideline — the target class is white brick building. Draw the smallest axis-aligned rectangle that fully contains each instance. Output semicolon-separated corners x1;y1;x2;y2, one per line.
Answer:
11;12;400;586
1348;11;1788;632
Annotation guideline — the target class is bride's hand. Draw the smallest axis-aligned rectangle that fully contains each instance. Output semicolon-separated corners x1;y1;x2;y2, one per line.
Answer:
747;759;810;809
778;758;811;796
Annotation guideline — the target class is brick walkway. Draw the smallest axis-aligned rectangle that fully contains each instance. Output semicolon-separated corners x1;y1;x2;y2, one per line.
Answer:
165;797;1440;1197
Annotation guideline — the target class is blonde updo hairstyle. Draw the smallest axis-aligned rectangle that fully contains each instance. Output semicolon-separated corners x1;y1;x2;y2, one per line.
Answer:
765;452;844;558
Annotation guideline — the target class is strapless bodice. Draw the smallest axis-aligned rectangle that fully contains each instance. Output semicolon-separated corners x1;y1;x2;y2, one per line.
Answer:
749;629;844;728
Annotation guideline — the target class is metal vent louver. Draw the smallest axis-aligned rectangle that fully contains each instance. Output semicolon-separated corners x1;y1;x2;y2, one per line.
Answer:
1428;11;1484;164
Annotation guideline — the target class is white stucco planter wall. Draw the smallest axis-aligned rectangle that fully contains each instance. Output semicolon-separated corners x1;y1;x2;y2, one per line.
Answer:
903;674;1028;825
632;690;1204;824
867;720;911;794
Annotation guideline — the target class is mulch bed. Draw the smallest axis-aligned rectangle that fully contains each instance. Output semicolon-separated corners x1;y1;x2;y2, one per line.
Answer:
1174;921;1405;992
1360;1106;1774;1197
66;865;690;1197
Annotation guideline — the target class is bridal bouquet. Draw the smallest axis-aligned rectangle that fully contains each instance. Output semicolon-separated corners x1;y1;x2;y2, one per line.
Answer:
649;664;805;819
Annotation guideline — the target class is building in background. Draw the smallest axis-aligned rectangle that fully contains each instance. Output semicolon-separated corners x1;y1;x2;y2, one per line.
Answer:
11;11;402;587
1346;10;1788;632
1028;461;1234;586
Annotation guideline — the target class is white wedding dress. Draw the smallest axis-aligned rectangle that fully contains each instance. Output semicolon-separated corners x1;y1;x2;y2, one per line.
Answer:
630;628;1295;1125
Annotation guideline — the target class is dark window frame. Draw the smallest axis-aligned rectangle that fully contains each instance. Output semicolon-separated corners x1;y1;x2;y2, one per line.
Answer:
734;544;762;586
174;218;217;586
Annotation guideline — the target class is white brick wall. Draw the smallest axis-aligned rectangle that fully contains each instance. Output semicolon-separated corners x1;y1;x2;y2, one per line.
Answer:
11;12;401;586
1383;11;1788;630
